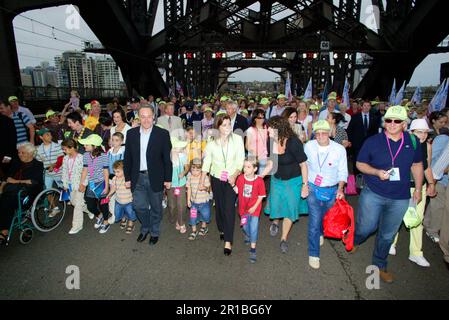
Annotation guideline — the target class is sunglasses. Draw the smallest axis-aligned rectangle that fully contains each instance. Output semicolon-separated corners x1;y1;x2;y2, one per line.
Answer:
384;119;403;124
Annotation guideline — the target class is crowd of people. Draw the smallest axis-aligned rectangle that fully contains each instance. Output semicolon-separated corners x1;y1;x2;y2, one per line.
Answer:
0;90;448;284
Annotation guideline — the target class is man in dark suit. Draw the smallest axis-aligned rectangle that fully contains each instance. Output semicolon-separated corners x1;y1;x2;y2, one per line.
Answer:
347;100;381;174
226;100;249;135
180;105;202;129
124;105;172;245
126;96;141;123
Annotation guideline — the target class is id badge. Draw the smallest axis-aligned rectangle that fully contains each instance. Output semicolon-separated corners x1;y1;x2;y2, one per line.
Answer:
389;167;400;181
89;181;95;190
240;214;248;226
190;207;198;219
220;170;229;182
314;174;323;186
174;187;181;196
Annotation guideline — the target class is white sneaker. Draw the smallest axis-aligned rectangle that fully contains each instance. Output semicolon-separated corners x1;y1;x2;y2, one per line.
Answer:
87;212;94;220
409;255;430;267
309;256;320;269
68;227;82;235
389;245;396;256
426;231;440;243
49;207;60;218
320;236;324;247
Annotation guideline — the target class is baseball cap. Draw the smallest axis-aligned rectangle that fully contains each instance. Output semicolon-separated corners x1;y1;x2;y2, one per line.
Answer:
313;120;331;132
204;107;214;113
77;134;103;147
220;96;229;102
8;96;18;103
309;104;321;111
37;128;51;136
409;119;430;131
171;137;188;149
45;110;57;119
384;105;408;121
260;98;270;105
277;94;286;100
84;103;92;111
327;92;337;101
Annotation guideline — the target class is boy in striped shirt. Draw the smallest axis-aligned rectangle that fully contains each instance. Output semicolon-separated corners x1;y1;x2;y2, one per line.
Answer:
36;128;64;216
106;160;136;234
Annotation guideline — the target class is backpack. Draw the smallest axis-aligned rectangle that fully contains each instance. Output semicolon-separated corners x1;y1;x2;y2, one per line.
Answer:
323;199;355;251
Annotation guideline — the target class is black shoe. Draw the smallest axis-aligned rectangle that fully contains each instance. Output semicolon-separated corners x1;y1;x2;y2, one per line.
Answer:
137;233;148;243
149;236;159;245
224;248;232;256
219;232;224;241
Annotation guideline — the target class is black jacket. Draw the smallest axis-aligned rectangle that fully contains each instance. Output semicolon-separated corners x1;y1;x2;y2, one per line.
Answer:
180;112;203;129
347;112;381;151
0;114;17;162
233;114;249;134
124;125;172;193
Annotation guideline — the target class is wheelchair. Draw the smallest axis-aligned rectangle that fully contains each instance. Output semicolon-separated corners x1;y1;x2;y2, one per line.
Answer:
5;186;66;245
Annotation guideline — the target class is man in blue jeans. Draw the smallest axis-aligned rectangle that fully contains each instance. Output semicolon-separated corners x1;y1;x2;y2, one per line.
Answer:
354;106;424;283
304;120;348;269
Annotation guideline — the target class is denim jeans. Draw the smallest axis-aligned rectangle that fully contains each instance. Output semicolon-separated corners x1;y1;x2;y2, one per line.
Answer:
189;201;211;226
44;174;62;190
354;186;409;270
242;215;259;244
115;202;137;222
132;173;163;236
307;183;336;258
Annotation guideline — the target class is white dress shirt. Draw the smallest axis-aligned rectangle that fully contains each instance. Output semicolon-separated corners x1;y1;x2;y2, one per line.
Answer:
140;126;153;171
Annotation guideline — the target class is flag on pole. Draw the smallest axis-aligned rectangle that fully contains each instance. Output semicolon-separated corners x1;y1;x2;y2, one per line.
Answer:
394;80;406;105
429;78;447;112
410;86;422;104
322;80;330;105
303;77;313;101
440;78;449;109
341;77;350;107
176;81;184;96
388;78;396;106
285;73;293;102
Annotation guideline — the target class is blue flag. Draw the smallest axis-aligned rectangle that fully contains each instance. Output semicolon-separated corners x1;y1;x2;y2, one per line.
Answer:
285;72;292;102
303;77;313;101
429;79;447;112
322;80;330;105
389;78;396;106
394;80;406;105
410;86;422;104
341;77;350;107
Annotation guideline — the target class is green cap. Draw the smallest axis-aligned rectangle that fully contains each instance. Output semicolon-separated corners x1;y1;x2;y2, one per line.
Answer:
260;98;270;105
216;110;227;116
309;104;320;110
159;101;166;105
403;206;421;228
171;137;188;149
277;94;286;100
37;127;51;136
77;134;103;147
156;98;161;103
84;103;92;111
220;96;229;102
384;105;408;121
8;96;18;103
249;100;254;103
46;110;57;119
312;120;331;132
327;92;337;101
240;109;249;115
204;107;214;113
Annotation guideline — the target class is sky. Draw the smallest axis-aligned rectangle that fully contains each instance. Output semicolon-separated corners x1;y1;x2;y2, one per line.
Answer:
10;3;449;87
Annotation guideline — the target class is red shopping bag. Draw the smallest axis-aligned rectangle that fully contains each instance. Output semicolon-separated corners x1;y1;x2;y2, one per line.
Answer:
345;174;358;195
323;199;355;251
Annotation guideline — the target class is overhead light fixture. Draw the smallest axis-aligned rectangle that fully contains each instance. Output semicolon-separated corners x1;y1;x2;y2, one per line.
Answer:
282;53;287;58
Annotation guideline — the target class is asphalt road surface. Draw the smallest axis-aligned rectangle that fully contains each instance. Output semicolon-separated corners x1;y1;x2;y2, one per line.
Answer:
1;196;448;300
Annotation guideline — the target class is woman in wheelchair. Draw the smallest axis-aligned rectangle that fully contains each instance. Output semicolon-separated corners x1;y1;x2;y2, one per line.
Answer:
0;143;44;245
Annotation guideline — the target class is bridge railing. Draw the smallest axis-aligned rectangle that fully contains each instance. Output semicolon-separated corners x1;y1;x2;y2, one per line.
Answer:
20;86;128;101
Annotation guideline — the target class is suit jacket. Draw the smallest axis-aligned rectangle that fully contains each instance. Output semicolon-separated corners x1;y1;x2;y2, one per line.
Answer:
180;112;203;128
156;115;183;133
124;126;172;193
0;114;17;161
347;112;381;151
126;110;138;123
233;114;249;134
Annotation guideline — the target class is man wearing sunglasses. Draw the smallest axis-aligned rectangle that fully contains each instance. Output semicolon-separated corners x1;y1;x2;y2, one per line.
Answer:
352;105;424;283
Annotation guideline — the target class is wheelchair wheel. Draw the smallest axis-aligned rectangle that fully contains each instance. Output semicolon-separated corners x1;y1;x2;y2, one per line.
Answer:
30;188;66;232
19;228;33;244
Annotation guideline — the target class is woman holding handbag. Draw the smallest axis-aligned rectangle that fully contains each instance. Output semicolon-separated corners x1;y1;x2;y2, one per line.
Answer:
304;120;348;269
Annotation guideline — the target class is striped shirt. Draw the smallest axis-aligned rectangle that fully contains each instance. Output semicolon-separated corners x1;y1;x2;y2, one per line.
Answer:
107;146;125;174
83;152;109;183
36;142;64;177
12;112;31;145
186;174;210;204
111;176;133;204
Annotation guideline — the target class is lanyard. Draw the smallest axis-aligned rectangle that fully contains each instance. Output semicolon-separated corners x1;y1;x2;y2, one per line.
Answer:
67;155;77;180
385;132;404;167
87;154;99;178
43;144;52;161
317;151;330;173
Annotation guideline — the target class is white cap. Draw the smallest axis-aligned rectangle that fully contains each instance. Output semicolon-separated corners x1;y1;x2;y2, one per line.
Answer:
409;119;430;131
